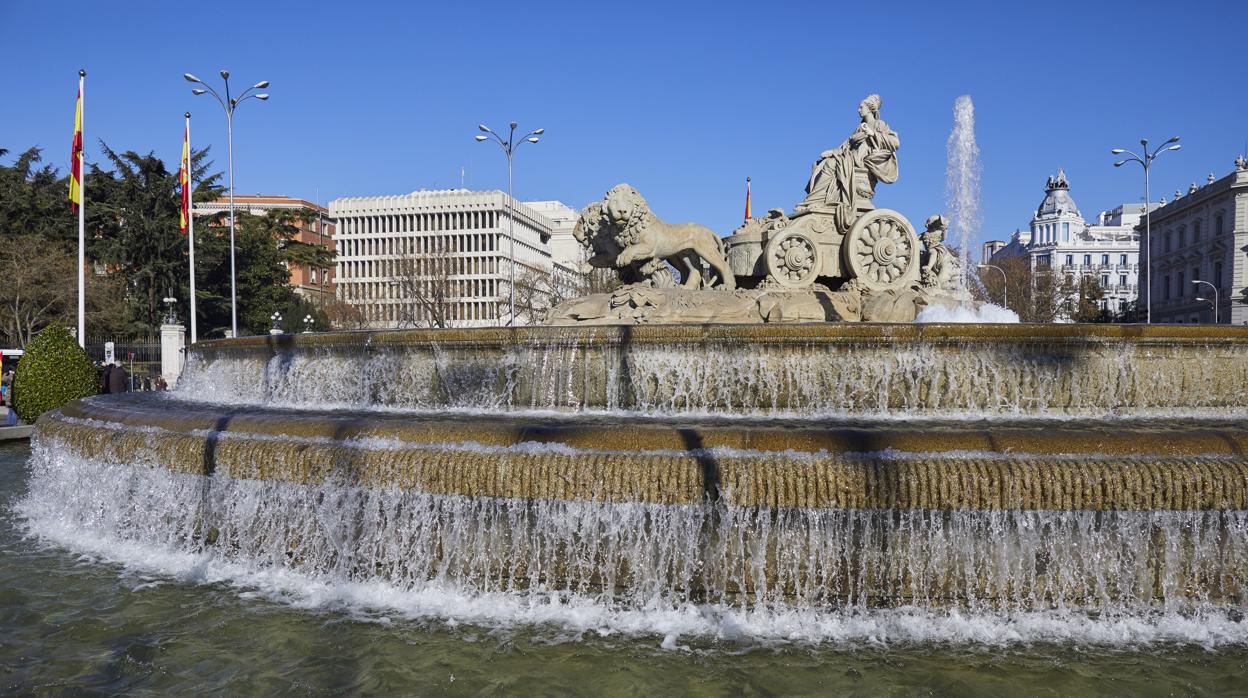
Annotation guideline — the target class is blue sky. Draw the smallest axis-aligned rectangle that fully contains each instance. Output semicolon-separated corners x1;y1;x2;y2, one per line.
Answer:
3;0;1246;249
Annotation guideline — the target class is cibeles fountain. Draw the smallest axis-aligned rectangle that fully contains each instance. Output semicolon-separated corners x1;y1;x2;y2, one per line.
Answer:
19;96;1248;645
550;93;973;325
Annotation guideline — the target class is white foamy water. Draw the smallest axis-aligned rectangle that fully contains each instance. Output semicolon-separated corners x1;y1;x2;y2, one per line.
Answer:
916;303;1020;324
18;438;1248;649
945;94;982;289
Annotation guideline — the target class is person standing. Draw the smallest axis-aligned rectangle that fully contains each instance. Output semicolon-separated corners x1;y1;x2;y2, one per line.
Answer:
106;361;128;394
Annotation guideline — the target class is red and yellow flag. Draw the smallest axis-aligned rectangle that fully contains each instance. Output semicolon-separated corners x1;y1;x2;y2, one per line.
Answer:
179;122;191;233
744;176;752;222
69;83;83;211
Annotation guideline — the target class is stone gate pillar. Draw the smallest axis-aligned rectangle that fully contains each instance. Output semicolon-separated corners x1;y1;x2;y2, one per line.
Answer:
160;323;186;388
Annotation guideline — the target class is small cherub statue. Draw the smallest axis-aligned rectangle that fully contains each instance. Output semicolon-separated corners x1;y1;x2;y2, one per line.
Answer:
920;214;959;291
1236;154;1247;172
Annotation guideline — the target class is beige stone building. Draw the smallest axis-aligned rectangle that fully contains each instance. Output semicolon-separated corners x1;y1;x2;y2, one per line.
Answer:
1142;158;1248;324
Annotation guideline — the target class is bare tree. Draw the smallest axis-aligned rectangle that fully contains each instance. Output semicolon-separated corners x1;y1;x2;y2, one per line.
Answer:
1065;274;1108;323
322;298;370;331
390;236;456;329
975;255;1063;323
505;267;555;326
0;235;75;347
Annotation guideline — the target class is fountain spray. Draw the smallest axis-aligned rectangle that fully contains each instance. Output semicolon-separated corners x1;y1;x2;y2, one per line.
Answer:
945;95;982;291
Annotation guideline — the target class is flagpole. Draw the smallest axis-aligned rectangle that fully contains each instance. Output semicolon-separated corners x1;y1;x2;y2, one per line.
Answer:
77;69;86;348
186;112;198;344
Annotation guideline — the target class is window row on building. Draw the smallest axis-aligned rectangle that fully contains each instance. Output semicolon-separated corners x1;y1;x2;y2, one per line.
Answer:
338;254;502;282
339;231;502;259
1063;253;1133;268
1156;211;1229;254
340;278;501;303
338;210;503;237
1158;263;1225;301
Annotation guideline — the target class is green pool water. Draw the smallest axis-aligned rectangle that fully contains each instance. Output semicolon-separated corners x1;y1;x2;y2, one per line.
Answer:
3;440;1246;696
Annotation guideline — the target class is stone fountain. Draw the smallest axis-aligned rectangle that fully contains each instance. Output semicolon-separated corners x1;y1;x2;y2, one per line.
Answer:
19;97;1248;638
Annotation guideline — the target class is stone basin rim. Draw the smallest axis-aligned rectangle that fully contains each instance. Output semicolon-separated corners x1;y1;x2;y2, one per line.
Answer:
191;322;1248;352
53;395;1248;460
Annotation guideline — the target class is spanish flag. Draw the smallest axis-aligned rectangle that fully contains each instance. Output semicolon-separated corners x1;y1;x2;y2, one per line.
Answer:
744;176;752;222
69;76;84;212
179;121;190;233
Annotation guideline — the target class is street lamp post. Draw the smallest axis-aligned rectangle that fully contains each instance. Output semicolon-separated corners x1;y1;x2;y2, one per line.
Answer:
184;70;270;338
1193;279;1219;324
1111;136;1181;324
475;122;543;326
162;296;178;324
977;263;1008;310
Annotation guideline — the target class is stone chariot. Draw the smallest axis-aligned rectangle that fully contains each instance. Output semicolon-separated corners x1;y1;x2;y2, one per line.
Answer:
724;200;920;292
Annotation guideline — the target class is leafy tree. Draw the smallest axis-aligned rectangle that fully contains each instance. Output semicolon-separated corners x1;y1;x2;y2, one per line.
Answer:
87;142;224;330
0;143;223;341
0;147;75;242
2;142;329;340
195;209;327;336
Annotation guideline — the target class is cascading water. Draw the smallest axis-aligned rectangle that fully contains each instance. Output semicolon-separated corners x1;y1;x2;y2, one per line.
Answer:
945;95;982;291
171;327;1248;418
19;432;1248;646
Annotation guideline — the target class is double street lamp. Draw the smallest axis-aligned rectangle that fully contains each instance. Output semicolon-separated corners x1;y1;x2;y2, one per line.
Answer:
475;122;543;326
1193;279;1219;324
184;70;270;338
1111;136;1181;324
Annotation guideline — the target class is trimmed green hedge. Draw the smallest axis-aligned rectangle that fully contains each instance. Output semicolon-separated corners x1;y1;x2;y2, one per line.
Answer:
12;325;98;423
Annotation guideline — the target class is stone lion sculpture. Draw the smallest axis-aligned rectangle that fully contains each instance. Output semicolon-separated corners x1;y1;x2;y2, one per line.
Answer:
575;184;735;290
574;202;663;286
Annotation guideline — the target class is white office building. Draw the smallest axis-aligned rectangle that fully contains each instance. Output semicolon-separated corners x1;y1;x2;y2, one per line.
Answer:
987;170;1154;319
330;189;584;328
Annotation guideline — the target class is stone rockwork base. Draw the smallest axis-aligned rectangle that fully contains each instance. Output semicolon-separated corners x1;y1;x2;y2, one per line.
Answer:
546;284;970;325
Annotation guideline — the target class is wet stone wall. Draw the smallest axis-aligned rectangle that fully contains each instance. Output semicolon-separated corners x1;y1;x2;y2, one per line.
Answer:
177;325;1248;418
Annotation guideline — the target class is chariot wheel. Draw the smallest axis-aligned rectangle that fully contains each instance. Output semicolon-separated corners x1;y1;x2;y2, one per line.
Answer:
843;209;919;291
764;229;822;288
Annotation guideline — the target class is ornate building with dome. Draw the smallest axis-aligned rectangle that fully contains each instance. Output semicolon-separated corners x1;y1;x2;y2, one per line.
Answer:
984;170;1153;320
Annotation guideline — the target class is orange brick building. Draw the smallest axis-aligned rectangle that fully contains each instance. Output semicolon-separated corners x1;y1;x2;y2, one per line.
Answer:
197;195;336;302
